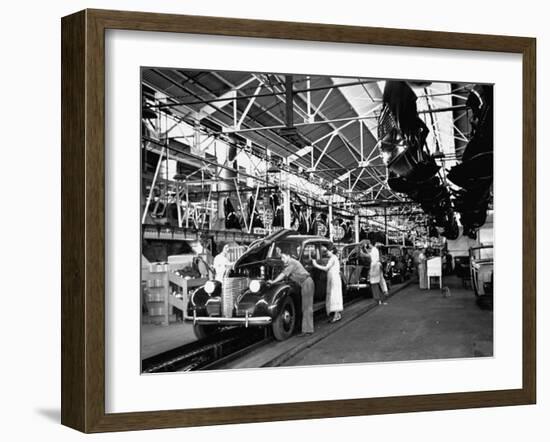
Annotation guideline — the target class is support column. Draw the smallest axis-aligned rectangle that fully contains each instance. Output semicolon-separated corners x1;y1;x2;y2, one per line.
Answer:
183;185;189;228
328;195;333;241
285;75;294;128
384;206;388;245
306;76;312;123
176;183;182;228
354;212;360;243
283;159;291;229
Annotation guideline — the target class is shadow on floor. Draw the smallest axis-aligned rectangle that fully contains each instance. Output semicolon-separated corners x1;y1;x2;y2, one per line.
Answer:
35;408;60;423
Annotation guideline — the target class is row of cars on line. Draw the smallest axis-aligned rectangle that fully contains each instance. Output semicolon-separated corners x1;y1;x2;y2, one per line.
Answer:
184;230;414;341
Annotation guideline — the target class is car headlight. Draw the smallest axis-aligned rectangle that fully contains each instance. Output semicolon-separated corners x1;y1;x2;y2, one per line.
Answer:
249;280;262;293
204;280;216;294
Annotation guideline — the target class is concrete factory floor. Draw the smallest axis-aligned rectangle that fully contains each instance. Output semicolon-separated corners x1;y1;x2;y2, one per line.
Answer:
141;322;197;359
140;276;493;365
281;276;493;367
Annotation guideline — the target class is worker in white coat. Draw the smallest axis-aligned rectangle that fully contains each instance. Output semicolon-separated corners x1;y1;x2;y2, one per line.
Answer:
213;244;231;281
418;248;428;289
367;241;388;302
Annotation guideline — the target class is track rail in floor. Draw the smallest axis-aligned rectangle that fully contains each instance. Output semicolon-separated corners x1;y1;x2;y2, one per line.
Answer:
141;328;269;373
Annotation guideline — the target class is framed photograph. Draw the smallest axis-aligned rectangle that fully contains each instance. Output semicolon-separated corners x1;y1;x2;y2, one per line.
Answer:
61;9;536;433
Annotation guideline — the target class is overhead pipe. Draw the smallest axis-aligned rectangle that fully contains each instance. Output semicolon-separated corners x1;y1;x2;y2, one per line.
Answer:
148;79;377;109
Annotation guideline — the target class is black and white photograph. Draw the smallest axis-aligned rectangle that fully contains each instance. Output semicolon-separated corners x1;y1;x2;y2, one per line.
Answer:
1;0;545;438
140;68;494;373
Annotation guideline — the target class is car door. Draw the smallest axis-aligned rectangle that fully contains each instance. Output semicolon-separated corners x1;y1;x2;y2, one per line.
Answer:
340;246;353;285
313;243;329;302
300;242;317;276
300;242;323;302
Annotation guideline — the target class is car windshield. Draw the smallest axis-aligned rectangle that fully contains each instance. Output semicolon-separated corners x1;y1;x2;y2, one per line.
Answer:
301;243;319;265
387;247;401;257
270;241;301;259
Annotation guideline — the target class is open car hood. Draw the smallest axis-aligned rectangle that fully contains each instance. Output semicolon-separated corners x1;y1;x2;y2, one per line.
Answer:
234;229;295;268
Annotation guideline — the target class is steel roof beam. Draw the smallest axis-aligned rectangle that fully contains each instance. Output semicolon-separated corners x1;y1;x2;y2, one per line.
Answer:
311;88;333;119
198;76;256;117
222;77;380;194
236;83;263;129
334;170;353;184
255;75;382;192
149;70;389;196
164;69;297;159
273;75;369;175
150;79;375;109
287;145;312;163
211;73;357;185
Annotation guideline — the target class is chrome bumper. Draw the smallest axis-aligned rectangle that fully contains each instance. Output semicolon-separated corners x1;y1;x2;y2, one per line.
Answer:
184;309;272;327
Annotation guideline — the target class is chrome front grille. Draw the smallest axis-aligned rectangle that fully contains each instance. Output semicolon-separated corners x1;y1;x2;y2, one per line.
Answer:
221;277;248;317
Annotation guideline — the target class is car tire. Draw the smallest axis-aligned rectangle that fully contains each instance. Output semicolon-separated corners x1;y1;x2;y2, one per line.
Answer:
193;324;220;340
272;296;296;341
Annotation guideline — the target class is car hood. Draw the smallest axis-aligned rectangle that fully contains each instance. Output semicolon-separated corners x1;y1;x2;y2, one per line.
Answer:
234;229;295;268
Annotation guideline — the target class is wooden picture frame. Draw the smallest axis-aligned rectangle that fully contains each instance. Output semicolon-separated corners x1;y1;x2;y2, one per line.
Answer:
61;9;536;433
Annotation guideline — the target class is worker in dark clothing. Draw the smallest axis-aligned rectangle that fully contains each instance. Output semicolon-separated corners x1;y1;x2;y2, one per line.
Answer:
268;251;315;336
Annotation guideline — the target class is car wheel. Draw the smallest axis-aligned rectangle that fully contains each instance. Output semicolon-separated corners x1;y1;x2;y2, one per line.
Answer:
272;296;296;341
193;324;220;340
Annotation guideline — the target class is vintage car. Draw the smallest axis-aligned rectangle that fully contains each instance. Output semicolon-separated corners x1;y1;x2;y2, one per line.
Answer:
185;229;346;341
339;243;371;295
379;245;414;283
469;245;494;296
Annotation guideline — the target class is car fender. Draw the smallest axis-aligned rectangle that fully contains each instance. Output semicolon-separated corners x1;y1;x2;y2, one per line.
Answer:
265;283;295;318
187;282;221;316
236;283;293;318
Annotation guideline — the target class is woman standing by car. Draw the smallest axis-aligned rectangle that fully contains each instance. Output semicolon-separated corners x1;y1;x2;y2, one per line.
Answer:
370;259;388;305
313;246;343;323
418;248;428;289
